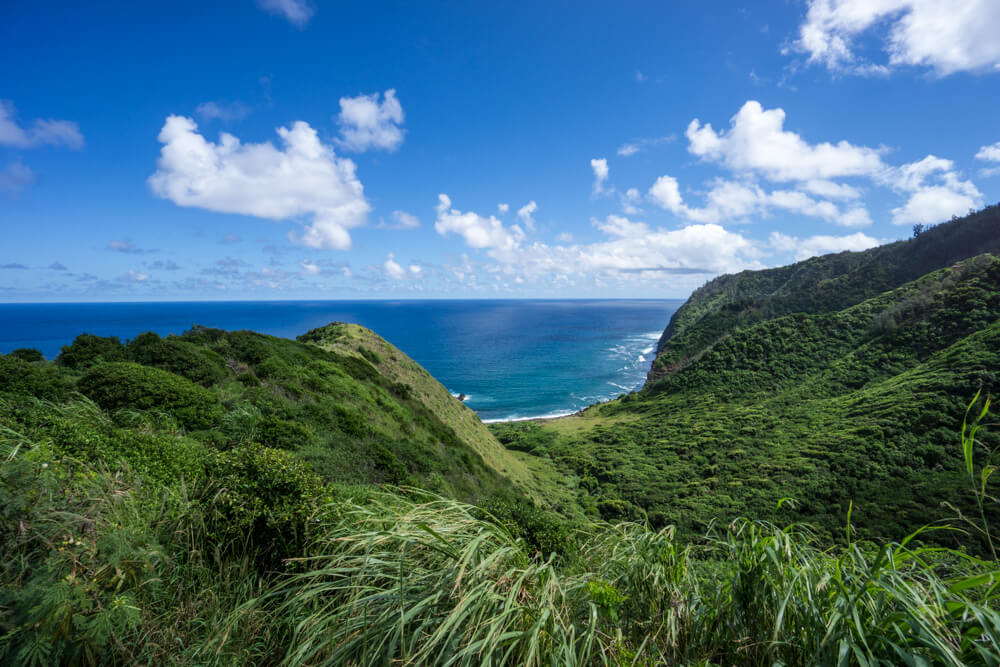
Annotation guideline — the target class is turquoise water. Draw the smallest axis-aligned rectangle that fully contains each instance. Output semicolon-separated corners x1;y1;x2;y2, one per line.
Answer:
0;300;680;421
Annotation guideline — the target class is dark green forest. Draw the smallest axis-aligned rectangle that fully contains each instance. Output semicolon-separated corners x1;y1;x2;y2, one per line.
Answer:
2;206;1000;664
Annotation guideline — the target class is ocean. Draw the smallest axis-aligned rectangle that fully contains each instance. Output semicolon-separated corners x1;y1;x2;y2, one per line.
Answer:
0;300;680;422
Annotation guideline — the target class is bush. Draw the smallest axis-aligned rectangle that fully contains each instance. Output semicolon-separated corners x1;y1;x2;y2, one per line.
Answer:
7;348;44;362
77;362;223;430
0;356;71;401
207;445;330;560
126;332;228;387
57;333;127;369
258;415;313;450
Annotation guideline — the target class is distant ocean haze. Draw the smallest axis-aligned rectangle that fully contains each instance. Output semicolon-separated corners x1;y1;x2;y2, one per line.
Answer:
0;300;680;421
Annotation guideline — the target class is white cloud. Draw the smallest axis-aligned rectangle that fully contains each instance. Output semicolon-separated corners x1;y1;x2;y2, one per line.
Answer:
792;0;1000;76
0;160;36;195
616;134;675;158
650;176;871;227
195;101;251;122
300;259;320;275
621;187;642;214
148;115;370;250
557;232;574;242
383;253;405;280
408;264;422;276
769;231;881;260
122;269;150;283
658;101;980;229
335;89;404;152
256;0;314;27
801;179;862;200
391;210;420;228
976;142;1000;163
517;200;537;230
686;101;885;182
590;158;609;194
498;203;509;213
882;155;982;225
512;218;761;278
434;194;525;253
0;100;84;149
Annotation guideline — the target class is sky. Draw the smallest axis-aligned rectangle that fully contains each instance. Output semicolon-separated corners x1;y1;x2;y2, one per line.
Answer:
1;0;999;301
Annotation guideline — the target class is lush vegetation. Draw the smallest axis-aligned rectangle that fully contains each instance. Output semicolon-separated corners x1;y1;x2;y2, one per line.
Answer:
504;208;1000;548
1;206;999;663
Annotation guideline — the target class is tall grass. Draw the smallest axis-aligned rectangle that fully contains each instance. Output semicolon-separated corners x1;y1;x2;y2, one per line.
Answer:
225;494;1000;665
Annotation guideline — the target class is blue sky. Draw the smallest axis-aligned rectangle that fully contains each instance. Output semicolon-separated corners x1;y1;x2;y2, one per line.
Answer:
1;0;998;301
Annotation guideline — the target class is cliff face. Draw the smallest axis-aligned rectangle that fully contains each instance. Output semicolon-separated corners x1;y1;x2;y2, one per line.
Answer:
647;205;1000;386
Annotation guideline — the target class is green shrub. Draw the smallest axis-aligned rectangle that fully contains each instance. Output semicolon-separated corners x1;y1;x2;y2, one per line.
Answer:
77;362;223;430
0;355;71;401
126;331;228;387
258;415;313;450
57;333;127;369
7;348;44;362
225;331;272;366
207;444;330;560
358;346;382;365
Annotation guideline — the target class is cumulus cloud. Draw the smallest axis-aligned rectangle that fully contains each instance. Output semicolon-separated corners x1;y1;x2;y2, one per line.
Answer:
649;175;871;227
651;100;981;229
300;259;320;275
383;253;406;280
769;231;881;260
335;89;405;152
196;101;251;122
498;203;509;213
0;100;84;149
590;158;609;194
148;115;370;250
434;194;761;281
256;0;314;27
511;218;761;278
881;156;982;225
976;142;1000;163
0;160;36;196
434;194;525;253
791;0;1000;76
517;201;537;230
686;101;885;182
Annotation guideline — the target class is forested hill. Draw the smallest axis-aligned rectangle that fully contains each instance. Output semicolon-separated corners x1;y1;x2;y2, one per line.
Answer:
501;205;1000;546
649;204;1000;385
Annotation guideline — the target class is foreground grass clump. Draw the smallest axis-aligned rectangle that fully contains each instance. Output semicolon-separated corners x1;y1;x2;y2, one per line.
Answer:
226;490;1000;665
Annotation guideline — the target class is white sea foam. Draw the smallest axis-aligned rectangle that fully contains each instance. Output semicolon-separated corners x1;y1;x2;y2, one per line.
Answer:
482;409;578;424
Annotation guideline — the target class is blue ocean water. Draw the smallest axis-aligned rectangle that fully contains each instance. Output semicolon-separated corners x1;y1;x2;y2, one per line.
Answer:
0;300;680;421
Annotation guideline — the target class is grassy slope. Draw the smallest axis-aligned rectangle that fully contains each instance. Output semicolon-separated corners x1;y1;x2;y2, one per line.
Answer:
510;209;1000;544
297;322;568;506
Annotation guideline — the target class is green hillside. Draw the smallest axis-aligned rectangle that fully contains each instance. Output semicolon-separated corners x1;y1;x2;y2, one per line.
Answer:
3;207;1000;664
504;207;1000;545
